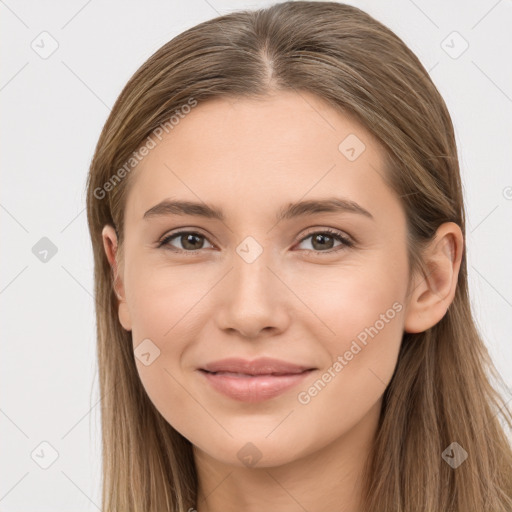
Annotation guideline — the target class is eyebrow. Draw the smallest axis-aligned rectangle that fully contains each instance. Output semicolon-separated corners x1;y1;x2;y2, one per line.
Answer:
143;197;374;222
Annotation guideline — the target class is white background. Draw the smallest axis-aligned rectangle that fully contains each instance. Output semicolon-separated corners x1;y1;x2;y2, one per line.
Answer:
1;0;511;510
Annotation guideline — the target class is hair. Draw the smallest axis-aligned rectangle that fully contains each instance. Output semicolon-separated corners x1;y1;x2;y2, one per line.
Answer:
85;2;512;511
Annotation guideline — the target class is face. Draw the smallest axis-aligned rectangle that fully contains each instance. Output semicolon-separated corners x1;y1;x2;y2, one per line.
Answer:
106;90;413;468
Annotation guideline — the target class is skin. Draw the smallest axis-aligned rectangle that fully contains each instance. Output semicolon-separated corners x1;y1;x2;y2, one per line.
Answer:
102;90;463;512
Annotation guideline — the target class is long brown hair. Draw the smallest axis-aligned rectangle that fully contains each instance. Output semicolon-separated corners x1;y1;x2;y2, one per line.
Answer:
85;2;512;510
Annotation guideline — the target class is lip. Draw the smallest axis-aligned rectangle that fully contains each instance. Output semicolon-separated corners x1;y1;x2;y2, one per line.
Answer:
198;357;316;403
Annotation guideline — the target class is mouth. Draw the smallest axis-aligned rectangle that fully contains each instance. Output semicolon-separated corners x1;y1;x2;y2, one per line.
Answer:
200;369;313;377
197;367;316;402
199;356;315;376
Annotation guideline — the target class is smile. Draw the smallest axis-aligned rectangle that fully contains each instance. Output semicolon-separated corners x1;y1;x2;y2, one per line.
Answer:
198;368;316;403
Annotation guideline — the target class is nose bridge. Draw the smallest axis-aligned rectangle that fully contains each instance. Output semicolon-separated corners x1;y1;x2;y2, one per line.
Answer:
231;236;277;307
215;235;289;338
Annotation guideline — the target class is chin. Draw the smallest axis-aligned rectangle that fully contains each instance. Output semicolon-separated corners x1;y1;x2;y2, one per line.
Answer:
192;430;315;470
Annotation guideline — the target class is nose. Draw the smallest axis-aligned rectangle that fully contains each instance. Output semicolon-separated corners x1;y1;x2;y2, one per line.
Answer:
215;247;291;339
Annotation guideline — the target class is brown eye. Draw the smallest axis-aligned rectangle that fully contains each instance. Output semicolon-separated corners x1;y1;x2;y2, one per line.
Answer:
296;229;353;253
159;231;214;252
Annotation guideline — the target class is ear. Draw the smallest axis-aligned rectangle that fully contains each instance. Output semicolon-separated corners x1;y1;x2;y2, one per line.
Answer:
101;225;132;331
404;222;464;334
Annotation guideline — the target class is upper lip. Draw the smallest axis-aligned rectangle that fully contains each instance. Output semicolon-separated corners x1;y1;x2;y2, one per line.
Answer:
200;357;315;376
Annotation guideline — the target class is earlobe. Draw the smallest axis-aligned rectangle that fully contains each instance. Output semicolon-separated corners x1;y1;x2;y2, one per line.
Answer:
101;225;132;332
404;222;463;334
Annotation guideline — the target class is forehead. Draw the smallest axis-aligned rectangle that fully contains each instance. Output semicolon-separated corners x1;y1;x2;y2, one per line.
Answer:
124;90;398;226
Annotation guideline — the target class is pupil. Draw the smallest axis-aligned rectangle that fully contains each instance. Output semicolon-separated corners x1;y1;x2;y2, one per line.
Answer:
183;234;202;250
313;233;333;250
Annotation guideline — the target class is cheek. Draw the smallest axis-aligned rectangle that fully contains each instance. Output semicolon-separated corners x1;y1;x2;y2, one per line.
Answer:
125;262;212;411
287;248;407;342
124;268;202;432
126;258;208;343
290;281;405;456
290;248;407;396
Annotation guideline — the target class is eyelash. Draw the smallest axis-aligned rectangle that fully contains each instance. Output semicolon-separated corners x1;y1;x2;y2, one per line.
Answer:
157;228;354;256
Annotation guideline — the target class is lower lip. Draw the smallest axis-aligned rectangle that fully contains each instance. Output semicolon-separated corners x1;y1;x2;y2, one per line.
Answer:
198;369;315;403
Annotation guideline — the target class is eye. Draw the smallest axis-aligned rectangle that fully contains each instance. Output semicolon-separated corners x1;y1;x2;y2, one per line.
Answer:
295;228;353;254
158;231;215;253
157;228;354;255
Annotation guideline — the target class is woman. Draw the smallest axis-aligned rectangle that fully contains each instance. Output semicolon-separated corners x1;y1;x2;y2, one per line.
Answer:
86;2;512;510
